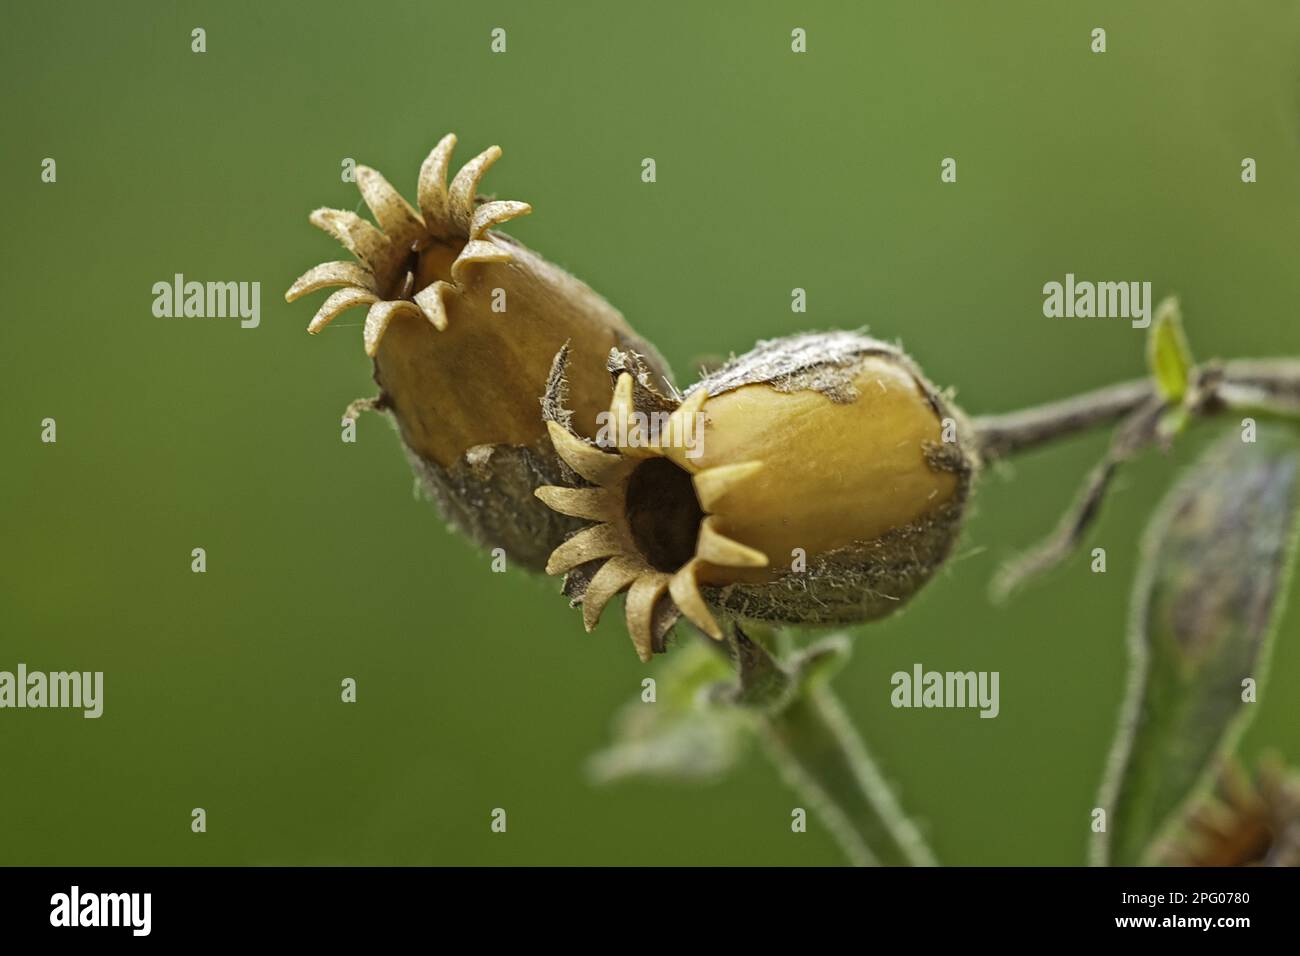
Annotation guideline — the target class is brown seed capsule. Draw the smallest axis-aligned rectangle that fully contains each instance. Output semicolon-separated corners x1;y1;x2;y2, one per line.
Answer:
285;133;672;570
536;331;978;661
1156;757;1300;866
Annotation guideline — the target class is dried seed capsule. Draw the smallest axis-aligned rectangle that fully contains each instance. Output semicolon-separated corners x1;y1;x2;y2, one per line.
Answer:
536;331;978;661
286;133;672;570
1153;757;1300;866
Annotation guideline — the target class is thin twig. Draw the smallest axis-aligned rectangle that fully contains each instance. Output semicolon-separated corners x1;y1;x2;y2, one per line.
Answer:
973;379;1155;462
972;359;1300;463
978;358;1300;595
759;685;937;866
990;396;1165;600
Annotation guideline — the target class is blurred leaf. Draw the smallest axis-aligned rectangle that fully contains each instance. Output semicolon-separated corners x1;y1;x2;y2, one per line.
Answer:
790;634;852;691
1156;405;1191;443
1146;297;1193;403
586;640;752;784
1098;425;1300;865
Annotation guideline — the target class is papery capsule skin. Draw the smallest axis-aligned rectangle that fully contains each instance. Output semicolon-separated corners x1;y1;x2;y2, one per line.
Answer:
286;133;672;570
536;331;978;661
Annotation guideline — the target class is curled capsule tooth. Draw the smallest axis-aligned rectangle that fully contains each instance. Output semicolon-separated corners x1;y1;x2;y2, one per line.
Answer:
663;386;709;454
692;461;763;512
357;165;424;244
470;200;532;240
534;486;615;522
448;145;502;232
450;239;512;283
546;523;628;577
417;133;457;233
413;280;451;331
625;573;670;663
607;373;658;459
696;518;769;569
363;300;422;357
580;555;643;631
309;287;378;334
668;559;721;639
286;261;376;302
308;208;392;277
546;421;632;485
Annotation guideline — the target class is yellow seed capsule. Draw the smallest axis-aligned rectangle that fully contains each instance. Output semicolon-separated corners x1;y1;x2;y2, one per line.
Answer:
536;331;977;661
286;133;672;570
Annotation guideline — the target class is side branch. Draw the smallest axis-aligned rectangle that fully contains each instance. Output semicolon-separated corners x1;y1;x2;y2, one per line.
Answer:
972;359;1300;463
975;357;1300;596
972;379;1153;461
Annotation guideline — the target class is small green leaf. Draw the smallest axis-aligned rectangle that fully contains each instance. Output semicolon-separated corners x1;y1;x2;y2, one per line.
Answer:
1155;405;1190;443
1146;296;1194;403
1097;425;1300;865
586;641;751;784
790;634;852;692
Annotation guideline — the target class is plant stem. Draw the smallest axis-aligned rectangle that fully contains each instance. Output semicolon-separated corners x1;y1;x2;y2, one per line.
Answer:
759;684;936;867
972;379;1153;461
972;359;1300;462
725;627;935;866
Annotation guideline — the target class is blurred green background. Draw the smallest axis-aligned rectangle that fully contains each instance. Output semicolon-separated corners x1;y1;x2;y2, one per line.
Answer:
3;0;1300;866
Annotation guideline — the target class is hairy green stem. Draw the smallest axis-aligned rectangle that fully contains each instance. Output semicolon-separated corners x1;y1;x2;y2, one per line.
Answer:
759;684;936;866
723;626;935;866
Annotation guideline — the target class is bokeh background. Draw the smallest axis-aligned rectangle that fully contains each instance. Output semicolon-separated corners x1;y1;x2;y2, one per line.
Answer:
4;0;1300;865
